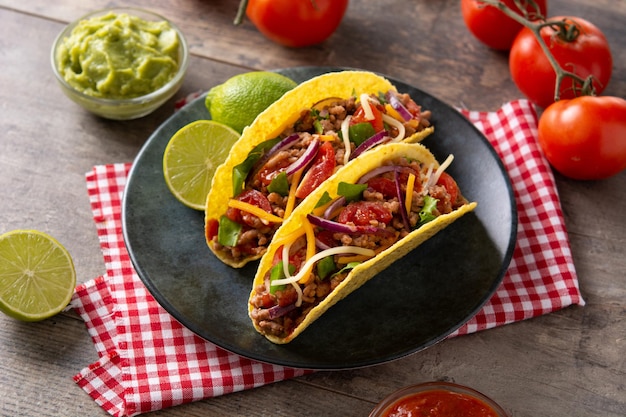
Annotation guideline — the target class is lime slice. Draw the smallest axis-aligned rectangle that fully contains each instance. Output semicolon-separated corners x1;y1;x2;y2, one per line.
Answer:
163;120;240;210
0;230;76;322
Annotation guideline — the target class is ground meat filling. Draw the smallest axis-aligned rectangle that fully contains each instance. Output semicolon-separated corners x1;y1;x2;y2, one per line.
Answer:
215;94;432;264
250;157;467;339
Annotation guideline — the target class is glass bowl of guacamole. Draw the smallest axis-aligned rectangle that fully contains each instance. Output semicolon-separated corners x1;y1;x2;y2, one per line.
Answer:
51;7;189;120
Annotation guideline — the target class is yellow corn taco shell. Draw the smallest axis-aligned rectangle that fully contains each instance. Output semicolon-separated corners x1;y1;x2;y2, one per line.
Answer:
249;142;477;344
206;71;434;268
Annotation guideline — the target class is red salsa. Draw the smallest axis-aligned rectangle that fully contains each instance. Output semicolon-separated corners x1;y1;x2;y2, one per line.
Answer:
382;389;500;417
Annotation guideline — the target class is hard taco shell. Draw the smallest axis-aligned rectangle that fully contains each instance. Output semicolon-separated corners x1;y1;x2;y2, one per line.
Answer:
205;71;434;268
249;142;477;344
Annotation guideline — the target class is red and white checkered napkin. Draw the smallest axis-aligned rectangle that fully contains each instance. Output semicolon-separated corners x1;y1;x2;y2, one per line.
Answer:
71;99;584;416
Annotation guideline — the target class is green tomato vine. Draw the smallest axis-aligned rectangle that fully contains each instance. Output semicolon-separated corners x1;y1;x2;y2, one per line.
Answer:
477;0;597;101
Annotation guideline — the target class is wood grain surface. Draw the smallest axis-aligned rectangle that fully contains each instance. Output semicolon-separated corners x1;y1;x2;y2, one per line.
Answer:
0;0;624;416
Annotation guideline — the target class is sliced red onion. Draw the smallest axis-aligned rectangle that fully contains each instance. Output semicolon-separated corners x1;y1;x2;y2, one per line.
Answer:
357;165;401;184
386;91;413;121
247;133;300;183
357;165;416;185
285;138;319;175
394;170;411;231
323;196;346;219
307;214;388;235
349;130;391;161
267;303;297;320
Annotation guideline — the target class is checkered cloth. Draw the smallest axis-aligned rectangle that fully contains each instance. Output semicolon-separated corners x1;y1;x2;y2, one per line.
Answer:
71;99;583;417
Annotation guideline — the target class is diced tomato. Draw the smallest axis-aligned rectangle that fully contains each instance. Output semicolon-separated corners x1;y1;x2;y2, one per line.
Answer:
295;141;336;199
337;201;393;226
272;245;285;262
226;189;273;227
436;172;460;204
257;158;291;186
206;218;219;241
259;293;275;309
351;104;384;132
276;285;298;307
316;230;337;248
404;97;422;118
367;177;397;198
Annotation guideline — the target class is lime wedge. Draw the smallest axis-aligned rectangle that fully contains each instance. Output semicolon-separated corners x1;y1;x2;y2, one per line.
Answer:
163;120;240;210
0;230;76;322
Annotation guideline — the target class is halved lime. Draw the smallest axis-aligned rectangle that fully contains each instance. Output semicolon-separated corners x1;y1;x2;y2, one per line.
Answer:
0;230;76;322
163;120;240;210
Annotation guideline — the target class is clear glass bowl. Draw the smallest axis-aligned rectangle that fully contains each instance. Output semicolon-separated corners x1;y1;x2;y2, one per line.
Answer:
369;381;510;417
50;7;189;120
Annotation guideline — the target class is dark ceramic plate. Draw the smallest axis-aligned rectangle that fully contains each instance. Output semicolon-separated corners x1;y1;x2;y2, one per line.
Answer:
123;66;517;370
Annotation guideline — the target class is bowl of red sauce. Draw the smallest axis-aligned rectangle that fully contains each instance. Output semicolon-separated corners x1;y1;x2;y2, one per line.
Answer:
369;381;510;417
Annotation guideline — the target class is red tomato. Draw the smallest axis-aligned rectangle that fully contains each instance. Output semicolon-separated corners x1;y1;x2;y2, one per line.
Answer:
351;103;385;132
461;0;547;50
295;141;336;199
337;201;393;226
537;96;626;180
245;0;349;48
226;189;273;226
257;158;290;186
510;16;613;109
316;230;337;248
436;172;460;205
206;218;219;241
367;177;397;198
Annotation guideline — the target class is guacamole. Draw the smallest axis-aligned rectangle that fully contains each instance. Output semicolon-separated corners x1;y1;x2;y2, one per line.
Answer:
56;12;180;99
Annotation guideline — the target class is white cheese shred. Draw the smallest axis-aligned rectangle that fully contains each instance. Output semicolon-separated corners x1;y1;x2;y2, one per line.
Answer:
360;93;375;120
341;115;352;165
271;246;375;288
381;114;406;142
428;154;454;189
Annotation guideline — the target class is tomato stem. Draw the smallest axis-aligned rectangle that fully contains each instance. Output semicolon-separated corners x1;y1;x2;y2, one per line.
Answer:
234;0;319;26
234;0;248;25
477;0;596;102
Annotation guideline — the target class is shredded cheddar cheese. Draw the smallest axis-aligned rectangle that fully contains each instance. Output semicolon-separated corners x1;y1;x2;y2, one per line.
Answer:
318;134;337;142
284;168;303;219
405;173;416;214
384;103;404;122
227;199;283;224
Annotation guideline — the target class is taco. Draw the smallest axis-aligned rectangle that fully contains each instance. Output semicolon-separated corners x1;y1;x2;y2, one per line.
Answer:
205;70;434;268
248;142;477;344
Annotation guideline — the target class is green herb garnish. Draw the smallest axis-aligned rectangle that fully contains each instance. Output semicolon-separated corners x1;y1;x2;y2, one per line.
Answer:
269;261;296;294
267;171;289;196
232;137;281;196
337;182;367;202
217;215;242;247
418;195;439;226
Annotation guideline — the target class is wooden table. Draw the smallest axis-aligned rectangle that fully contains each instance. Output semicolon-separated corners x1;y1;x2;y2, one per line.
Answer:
1;1;624;416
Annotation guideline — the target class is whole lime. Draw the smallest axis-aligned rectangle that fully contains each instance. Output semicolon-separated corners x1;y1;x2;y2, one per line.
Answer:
205;71;297;133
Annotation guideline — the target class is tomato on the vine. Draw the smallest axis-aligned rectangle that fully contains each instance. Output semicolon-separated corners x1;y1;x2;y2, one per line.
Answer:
461;0;547;51
245;0;349;48
537;96;626;180
510;16;613;109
